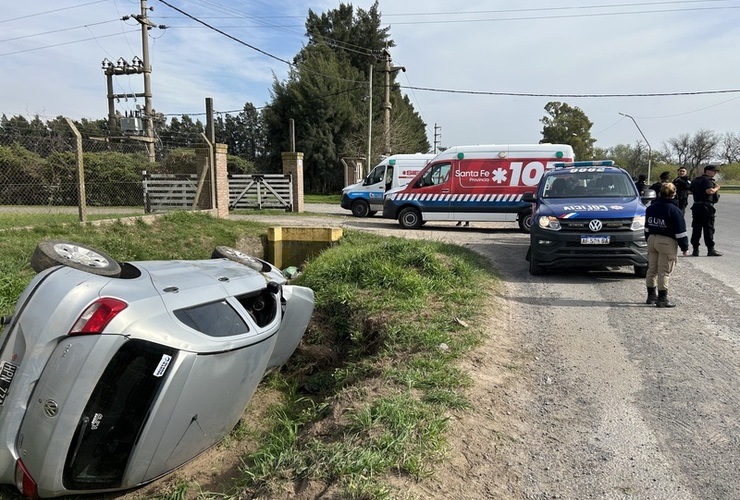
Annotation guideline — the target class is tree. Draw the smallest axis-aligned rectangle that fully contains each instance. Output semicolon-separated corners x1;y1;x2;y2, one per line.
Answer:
262;2;428;193
718;132;740;164
663;130;719;177
539;101;596;160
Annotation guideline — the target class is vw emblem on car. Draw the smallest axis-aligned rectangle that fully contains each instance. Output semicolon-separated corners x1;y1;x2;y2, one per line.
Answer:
589;220;603;232
43;400;59;418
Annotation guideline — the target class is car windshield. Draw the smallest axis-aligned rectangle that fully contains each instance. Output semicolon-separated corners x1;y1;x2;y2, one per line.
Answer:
542;173;637;198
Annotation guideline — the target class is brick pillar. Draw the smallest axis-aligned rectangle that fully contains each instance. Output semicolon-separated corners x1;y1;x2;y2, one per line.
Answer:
196;143;229;218
281;151;304;213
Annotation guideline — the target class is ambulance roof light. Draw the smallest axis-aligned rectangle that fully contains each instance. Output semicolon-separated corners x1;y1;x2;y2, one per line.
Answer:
389;159;396;165
457;152;464;159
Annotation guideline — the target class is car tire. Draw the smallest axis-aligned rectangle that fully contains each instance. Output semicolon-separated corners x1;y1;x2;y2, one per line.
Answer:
212;246;271;272
351;200;371;217
30;240;122;277
634;265;648;278
398;207;423;229
518;209;533;233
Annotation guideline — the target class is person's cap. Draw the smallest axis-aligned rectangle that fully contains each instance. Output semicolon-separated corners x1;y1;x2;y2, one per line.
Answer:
704;164;719;172
659;170;671;180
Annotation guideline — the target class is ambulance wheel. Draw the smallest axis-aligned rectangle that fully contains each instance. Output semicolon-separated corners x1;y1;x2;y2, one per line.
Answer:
634;265;647;278
351;200;371;217
518;210;533;233
398;207;423;229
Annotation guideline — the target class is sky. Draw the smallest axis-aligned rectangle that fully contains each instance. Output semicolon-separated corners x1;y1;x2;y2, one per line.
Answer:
2;0;740;154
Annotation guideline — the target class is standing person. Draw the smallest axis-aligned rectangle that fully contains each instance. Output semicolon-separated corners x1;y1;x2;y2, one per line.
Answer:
689;164;722;257
673;167;691;214
644;182;689;308
635;174;647;196
648;171;671;203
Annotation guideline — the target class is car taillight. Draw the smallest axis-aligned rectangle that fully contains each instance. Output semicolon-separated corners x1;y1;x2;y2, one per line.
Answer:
15;459;37;498
70;297;128;335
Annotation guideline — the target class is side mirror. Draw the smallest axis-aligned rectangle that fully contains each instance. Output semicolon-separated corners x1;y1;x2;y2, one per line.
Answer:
522;192;536;203
641;189;657;204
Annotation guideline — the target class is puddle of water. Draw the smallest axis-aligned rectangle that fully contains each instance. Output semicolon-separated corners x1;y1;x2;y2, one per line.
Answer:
266;240;334;269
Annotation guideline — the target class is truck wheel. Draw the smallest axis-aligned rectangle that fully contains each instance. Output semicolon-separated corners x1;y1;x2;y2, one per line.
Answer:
212;245;271;272
351;200;371;217
398;207;423;229
31;240;122;277
518;209;533;233
634;265;648;278
529;253;544;275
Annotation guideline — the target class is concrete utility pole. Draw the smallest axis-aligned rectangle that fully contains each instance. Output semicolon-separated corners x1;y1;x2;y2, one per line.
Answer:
381;48;405;156
102;0;165;162
367;63;373;169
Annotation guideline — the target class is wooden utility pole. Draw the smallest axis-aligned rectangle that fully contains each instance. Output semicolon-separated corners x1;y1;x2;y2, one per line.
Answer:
381;49;405;156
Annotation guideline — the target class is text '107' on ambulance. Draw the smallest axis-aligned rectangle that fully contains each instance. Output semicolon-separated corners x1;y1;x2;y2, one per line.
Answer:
381;144;575;231
523;160;656;277
340;153;436;217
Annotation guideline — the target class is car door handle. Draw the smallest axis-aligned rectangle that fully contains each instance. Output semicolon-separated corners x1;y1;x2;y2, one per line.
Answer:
442;189;450;193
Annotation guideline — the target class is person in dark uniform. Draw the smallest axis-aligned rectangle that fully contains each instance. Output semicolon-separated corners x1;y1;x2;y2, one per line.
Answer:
635;174;647;196
648;171;671;204
673;167;691;214
644;182;689;308
689;164;722;257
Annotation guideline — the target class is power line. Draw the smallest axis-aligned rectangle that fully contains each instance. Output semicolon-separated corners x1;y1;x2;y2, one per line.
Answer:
399;86;740;98
0;0;109;24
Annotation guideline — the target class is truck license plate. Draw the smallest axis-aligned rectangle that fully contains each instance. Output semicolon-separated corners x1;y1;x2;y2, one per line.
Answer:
581;235;610;245
0;361;18;405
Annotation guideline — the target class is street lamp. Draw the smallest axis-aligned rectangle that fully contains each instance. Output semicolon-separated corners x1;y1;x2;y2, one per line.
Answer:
619;112;652;182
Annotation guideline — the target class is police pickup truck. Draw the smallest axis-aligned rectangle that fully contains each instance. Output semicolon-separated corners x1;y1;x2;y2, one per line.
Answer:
523;160;655;276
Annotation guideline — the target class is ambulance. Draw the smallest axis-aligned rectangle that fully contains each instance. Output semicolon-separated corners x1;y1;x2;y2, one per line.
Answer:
341;153;435;217
381;144;574;231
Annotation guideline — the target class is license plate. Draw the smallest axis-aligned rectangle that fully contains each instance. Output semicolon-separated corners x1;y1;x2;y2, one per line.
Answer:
0;361;18;405
581;235;610;245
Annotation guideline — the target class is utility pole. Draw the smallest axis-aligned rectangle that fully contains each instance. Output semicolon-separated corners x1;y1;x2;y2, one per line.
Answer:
381;48;405;156
619;112;652;182
367;63;373;169
102;0;165;163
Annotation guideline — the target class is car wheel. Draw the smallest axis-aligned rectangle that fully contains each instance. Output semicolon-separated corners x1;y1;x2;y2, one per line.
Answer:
634;265;648;278
351;200;370;217
529;252;544;275
518;209;533;233
398;207;423;229
212;245;271;272
30;240;122;277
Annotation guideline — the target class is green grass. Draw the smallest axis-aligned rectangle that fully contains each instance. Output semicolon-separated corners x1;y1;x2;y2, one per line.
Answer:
0;212;499;500
305;193;341;204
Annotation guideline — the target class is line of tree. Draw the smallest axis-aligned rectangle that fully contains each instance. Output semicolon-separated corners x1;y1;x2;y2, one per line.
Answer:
3;2;740;193
539;101;740;181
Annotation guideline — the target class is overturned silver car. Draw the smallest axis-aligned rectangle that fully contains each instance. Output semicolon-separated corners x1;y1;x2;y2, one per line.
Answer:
0;241;314;498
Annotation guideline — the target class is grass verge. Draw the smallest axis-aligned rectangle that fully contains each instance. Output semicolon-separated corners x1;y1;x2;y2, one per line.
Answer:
0;212;499;500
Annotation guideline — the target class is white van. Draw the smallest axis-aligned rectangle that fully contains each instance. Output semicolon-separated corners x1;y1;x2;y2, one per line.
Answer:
340;153;435;217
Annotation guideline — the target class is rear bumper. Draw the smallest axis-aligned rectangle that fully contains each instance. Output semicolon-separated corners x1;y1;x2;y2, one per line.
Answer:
530;229;648;268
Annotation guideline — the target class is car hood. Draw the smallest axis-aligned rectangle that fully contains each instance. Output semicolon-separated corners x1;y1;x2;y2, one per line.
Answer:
536;196;645;218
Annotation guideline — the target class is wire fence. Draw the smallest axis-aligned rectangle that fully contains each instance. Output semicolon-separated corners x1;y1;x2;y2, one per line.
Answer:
0;126;208;216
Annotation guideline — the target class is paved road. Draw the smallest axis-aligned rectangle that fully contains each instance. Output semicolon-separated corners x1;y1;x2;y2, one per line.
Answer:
252;199;740;499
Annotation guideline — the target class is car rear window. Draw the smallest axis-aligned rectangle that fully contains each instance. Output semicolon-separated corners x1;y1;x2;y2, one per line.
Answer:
174;299;250;337
63;340;175;490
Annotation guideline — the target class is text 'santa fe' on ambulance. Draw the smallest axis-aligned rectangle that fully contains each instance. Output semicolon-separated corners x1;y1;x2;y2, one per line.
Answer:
341;153;435;217
381;144;574;231
523;160;656;277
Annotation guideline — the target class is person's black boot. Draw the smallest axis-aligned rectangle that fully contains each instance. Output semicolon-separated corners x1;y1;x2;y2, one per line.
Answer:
707;248;723;257
656;289;676;308
692;247;700;257
645;287;657;305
